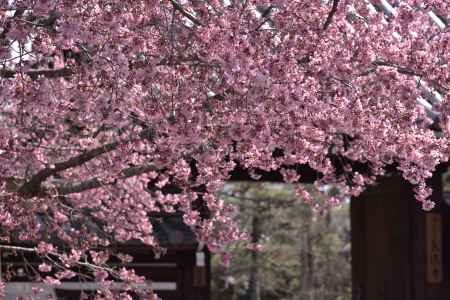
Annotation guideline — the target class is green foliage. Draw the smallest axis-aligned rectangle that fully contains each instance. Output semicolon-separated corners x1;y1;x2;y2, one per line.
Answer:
212;183;351;300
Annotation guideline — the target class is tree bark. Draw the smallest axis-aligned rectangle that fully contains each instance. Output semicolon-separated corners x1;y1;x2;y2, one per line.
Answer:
247;215;262;300
299;210;314;300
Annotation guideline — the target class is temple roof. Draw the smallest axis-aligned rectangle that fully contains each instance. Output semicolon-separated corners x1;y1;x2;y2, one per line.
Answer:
150;213;198;248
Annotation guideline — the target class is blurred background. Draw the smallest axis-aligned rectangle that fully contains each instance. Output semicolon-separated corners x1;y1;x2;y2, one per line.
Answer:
211;183;351;300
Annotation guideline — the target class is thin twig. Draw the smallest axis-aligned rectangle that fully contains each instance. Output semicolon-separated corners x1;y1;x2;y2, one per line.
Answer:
0;244;37;252
170;0;203;26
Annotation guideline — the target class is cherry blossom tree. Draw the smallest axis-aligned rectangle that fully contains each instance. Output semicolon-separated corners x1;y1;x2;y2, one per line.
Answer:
0;0;449;298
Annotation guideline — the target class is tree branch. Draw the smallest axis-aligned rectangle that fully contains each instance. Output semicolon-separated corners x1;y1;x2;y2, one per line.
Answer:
0;67;74;79
0;244;37;252
18;141;122;197
357;60;422;77
372;61;421;76
56;164;159;195
170;0;203;26
323;0;340;30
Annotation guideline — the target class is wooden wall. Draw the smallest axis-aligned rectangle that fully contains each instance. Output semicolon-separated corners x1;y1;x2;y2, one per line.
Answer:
351;163;450;300
2;247;211;300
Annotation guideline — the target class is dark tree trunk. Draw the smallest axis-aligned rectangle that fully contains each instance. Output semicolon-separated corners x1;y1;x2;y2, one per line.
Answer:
299;210;314;300
247;215;262;300
323;211;332;300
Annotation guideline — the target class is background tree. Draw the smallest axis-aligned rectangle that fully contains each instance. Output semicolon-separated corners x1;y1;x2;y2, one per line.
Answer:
212;183;351;300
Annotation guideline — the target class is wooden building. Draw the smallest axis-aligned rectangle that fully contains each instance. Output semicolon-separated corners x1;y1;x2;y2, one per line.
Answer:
2;213;211;300
352;162;450;300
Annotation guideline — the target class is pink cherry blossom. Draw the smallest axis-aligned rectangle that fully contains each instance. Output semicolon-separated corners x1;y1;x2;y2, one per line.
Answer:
38;263;52;273
0;1;449;298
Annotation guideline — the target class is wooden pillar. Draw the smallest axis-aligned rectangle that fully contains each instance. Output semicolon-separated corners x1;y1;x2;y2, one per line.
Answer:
180;249;211;300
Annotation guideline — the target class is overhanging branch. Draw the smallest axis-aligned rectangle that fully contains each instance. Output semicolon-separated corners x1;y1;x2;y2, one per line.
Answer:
357;60;422;77
56;164;159;195
18;141;122;197
170;0;203;26
0;244;37;252
0;67;74;79
323;0;340;30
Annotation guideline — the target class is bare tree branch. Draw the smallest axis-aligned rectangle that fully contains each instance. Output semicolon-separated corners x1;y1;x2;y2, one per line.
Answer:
357;60;422;77
0;67;74;79
170;0;203;26
323;0;340;30
18;141;123;197
0;244;37;252
56;164;159;195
